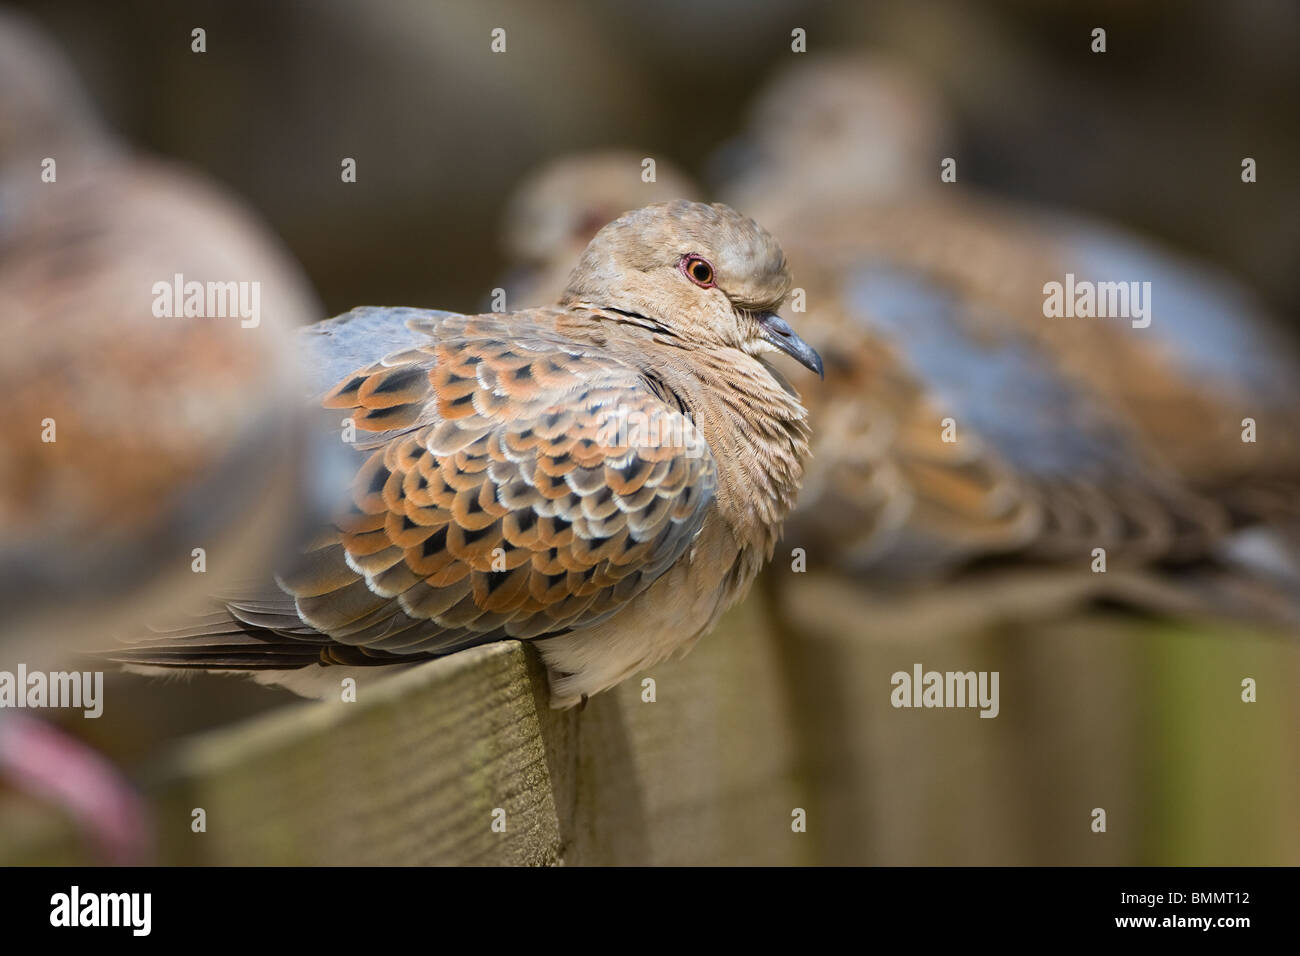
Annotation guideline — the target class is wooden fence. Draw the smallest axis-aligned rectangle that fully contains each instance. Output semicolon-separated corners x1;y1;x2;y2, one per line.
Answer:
2;571;1297;865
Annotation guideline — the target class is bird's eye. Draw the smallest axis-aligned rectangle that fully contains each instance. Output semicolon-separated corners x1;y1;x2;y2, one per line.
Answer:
681;254;715;288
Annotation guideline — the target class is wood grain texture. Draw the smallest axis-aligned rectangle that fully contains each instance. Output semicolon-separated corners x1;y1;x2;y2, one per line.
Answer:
773;570;1300;865
149;642;562;865
131;598;808;865
777;572;1145;865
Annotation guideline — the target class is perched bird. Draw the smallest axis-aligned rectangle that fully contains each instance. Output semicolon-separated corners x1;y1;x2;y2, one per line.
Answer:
0;10;322;651
105;202;823;707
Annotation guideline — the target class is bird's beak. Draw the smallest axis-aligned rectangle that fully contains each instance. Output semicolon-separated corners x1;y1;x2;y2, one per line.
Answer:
757;312;824;378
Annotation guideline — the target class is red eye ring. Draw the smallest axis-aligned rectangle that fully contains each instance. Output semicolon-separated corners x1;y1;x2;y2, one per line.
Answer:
680;254;716;288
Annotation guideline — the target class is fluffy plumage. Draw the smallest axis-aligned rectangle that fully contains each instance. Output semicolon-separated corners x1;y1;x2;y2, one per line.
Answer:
105;202;819;707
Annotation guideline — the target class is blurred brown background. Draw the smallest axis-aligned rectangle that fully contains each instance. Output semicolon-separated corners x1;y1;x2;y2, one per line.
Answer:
14;0;1299;326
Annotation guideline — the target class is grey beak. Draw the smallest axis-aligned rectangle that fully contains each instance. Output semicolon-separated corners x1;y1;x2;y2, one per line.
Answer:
758;313;824;378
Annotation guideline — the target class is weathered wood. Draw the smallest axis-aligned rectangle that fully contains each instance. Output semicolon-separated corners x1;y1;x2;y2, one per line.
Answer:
774;570;1300;865
139;596;808;865
1140;623;1300;864
149;641;563;865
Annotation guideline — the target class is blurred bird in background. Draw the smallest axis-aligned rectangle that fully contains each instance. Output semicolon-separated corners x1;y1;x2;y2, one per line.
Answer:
0;10;323;652
0;10;322;863
719;55;1300;613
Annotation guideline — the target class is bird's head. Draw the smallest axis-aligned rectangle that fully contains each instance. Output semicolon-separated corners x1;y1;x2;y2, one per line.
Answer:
560;200;823;377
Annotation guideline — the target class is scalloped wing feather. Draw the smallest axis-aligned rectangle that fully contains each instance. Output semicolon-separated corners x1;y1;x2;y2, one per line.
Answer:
109;307;717;667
